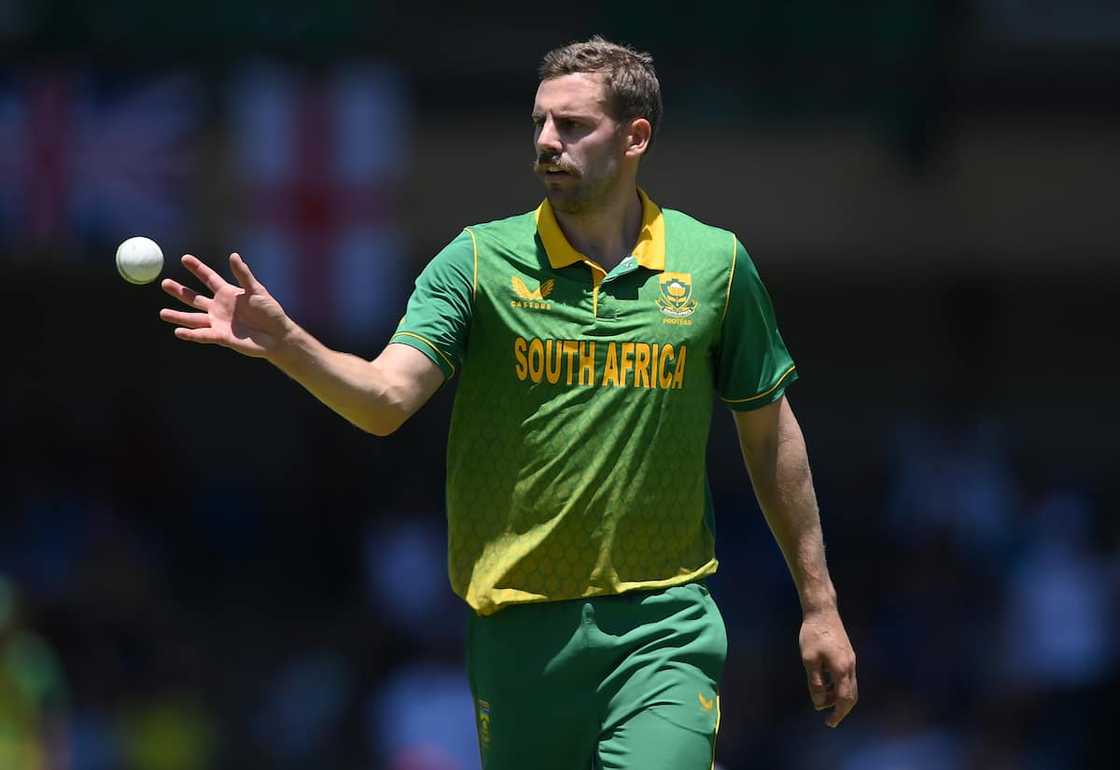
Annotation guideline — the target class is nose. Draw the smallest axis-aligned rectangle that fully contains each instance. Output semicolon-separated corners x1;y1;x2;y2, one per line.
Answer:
535;116;561;157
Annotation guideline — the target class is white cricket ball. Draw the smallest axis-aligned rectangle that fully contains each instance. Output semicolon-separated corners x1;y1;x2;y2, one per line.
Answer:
115;236;164;285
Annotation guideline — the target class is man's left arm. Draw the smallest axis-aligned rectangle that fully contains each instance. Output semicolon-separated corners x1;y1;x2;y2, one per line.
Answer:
733;396;858;728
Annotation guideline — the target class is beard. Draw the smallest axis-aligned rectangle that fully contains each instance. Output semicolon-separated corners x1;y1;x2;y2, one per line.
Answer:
534;152;621;215
547;174;616;214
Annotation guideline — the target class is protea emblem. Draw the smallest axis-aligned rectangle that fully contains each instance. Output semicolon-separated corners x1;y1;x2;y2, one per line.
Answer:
656;272;698;317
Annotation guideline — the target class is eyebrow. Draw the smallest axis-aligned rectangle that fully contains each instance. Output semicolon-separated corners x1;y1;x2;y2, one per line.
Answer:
530;109;596;120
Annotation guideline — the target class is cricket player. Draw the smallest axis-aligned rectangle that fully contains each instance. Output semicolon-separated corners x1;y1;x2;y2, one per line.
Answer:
160;36;857;770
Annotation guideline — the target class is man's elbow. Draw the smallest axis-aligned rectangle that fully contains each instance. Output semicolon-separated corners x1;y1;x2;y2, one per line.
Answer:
364;419;399;438
360;384;414;437
361;406;408;437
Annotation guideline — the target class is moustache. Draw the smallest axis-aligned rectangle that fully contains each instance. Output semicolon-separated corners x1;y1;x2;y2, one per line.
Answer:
532;156;579;176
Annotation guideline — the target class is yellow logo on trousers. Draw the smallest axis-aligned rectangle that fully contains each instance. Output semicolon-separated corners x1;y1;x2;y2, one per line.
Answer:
698;692;715;711
477;698;492;749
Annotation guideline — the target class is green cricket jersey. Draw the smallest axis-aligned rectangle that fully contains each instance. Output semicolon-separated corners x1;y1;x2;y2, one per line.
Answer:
390;190;797;615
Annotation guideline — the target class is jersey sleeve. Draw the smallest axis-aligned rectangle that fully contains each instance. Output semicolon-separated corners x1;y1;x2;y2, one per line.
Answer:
388;229;475;379
716;239;798;411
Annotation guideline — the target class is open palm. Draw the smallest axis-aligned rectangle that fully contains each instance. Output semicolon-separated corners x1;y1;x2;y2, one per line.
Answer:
159;253;292;359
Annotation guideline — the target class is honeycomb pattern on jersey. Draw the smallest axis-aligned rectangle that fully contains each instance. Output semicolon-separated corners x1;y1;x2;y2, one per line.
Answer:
445;365;719;615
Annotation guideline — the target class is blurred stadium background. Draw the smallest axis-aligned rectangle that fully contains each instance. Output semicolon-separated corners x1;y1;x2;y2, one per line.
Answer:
2;1;1119;768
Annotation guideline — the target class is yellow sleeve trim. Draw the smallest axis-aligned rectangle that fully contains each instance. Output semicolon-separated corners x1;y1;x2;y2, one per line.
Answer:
390;331;456;377
465;226;479;300
721;364;796;404
721;232;737;324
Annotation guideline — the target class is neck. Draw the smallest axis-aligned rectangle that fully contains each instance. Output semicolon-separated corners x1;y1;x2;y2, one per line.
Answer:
552;181;643;272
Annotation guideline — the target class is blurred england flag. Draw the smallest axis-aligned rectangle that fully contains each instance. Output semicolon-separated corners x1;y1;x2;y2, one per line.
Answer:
0;70;201;252
230;61;409;337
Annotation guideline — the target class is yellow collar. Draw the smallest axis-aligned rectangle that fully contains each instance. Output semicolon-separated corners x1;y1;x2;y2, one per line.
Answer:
535;188;666;272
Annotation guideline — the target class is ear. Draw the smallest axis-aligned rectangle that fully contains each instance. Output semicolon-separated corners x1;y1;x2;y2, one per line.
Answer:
623;117;652;159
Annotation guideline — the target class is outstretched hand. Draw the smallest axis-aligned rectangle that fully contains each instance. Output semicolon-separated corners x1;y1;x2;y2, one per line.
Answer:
800;607;858;728
160;253;293;359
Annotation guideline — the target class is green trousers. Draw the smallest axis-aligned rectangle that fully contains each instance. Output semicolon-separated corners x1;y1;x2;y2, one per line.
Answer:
466;582;727;770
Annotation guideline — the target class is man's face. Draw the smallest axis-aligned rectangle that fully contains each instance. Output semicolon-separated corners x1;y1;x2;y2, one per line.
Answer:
532;73;627;214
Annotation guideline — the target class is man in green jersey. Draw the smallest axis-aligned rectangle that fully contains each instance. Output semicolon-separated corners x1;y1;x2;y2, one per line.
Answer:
160;36;857;769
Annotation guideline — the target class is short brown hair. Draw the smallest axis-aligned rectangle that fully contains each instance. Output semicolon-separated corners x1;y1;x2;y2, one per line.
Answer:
539;36;663;151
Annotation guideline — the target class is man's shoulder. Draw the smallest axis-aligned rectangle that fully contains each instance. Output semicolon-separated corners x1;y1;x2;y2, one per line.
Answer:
661;205;736;245
659;207;740;277
463;209;538;248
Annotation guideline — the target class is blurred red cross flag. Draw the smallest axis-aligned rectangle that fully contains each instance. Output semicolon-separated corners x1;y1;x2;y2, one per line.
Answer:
230;62;409;337
0;71;200;252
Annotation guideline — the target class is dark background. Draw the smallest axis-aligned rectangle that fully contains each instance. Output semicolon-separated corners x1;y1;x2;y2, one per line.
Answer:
2;2;1118;768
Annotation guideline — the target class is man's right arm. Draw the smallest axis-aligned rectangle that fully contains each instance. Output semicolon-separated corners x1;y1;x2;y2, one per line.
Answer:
270;330;445;436
160;252;446;437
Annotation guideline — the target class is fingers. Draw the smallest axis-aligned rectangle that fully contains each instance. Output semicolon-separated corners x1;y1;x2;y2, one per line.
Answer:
181;254;228;294
172;327;222;345
161;278;211;310
159;309;211;329
805;662;834;712
229;252;259;291
826;666;858;728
